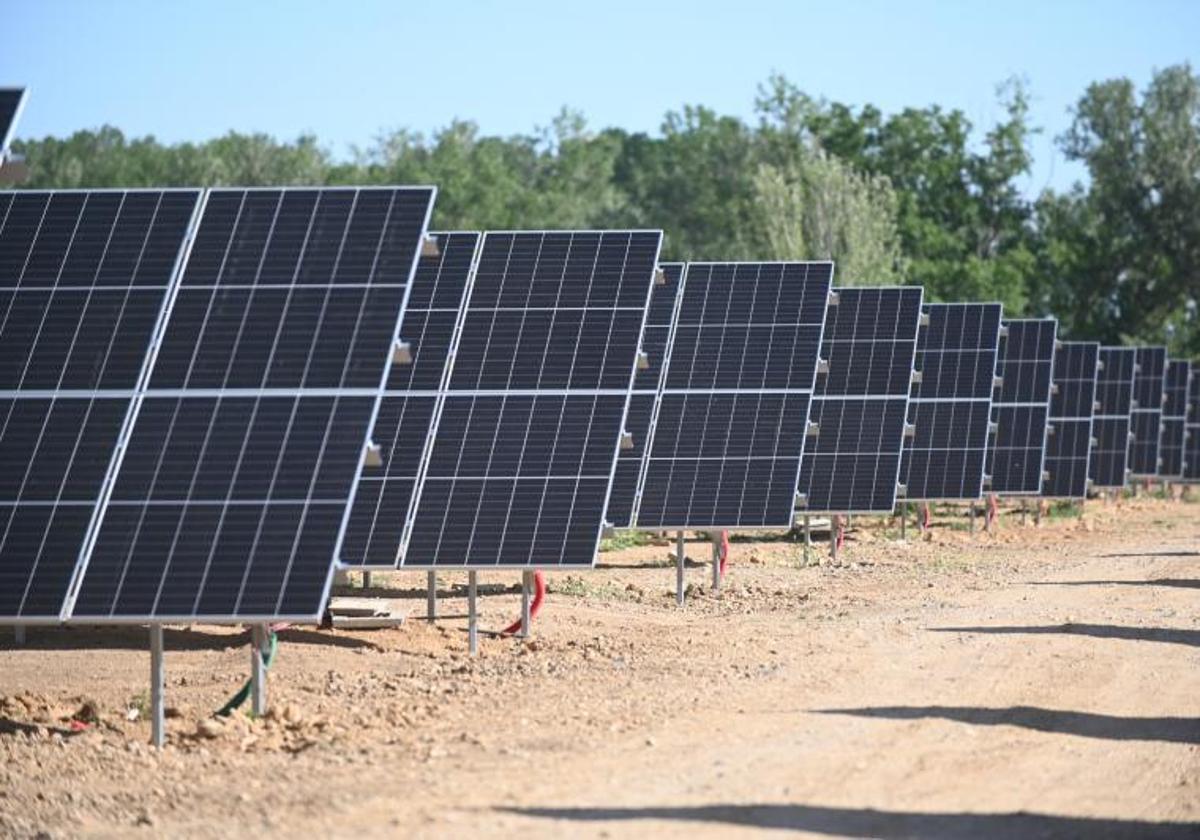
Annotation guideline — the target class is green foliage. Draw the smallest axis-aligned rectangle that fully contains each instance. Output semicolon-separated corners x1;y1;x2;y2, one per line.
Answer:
8;65;1195;350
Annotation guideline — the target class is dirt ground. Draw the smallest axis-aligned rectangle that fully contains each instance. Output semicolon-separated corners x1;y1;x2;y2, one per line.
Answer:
1;496;1197;838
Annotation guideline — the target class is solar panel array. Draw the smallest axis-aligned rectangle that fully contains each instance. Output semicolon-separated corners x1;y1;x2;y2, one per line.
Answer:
1089;346;1136;488
340;232;480;567
901;303;1003;501
1159;360;1190;478
404;230;663;568
1042;341;1099;498
0;189;203;621
1128;346;1167;478
0;87;26;157
986;319;1057;495
608;262;684;528
64;187;437;621
1185;373;1200;483
633;262;832;529
796;286;922;514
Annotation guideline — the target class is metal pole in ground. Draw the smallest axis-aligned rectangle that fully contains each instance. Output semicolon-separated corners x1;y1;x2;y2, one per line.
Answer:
250;624;268;718
969;504;976;534
468;571;479;656
900;503;907;540
465;571;480;657
711;532;721;592
830;515;840;564
675;530;685;606
426;571;437;622
362;571;373;589
1035;500;1043;525
150;625;165;749
520;570;532;638
13;626;25;645
803;515;812;564
1021;500;1027;526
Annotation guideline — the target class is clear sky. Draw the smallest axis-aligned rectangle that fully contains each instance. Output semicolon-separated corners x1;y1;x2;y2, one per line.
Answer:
3;0;1198;195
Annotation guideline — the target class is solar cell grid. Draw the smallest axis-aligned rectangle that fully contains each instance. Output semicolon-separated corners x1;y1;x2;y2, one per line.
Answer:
635;261;833;529
1089;346;1137;488
608;262;683;529
1128;346;1167;477
1159;360;1190;478
901;302;1003;501
67;186;436;621
1185;372;1200;483
986;318;1057;495
1042;341;1099;498
404;230;663;568
796;286;922;514
341;232;480;567
0;87;26;156
0;189;203;621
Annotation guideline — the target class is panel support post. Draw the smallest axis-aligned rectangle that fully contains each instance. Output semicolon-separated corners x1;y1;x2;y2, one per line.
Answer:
900;504;907;540
711;532;721;592
13;626;25;645
426;571;437;622
803;516;812;565
830;515;840;564
520;570;532;639
468;571;479;656
150;625;165;749
362;571;373;590
675;530;685;607
1034;500;1043;526
1021;500;1027;526
250;624;268;718
968;504;976;534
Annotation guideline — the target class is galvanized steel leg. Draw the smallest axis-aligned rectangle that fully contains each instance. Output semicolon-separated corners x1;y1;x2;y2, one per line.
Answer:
520;570;532;638
830;515;840;564
426;571;437;622
711;532;721;592
900;504;907;540
803;515;812;564
468;571;479;656
250;624;268;717
150;625;165;749
969;504;976;534
13;626;25;645
362;571;373;589
675;530;685;607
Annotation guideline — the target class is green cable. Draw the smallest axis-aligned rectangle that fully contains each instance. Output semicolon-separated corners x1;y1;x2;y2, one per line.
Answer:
214;631;278;717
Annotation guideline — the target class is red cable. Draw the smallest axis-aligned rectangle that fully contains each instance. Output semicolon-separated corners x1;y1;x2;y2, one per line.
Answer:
501;571;545;636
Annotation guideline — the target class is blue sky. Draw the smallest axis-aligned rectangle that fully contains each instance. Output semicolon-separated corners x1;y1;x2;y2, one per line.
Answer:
3;0;1198;195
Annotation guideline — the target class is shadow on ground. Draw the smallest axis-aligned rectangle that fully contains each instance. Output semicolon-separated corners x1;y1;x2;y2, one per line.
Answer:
814;705;1200;744
930;623;1200;648
1029;579;1200;589
498;804;1197;838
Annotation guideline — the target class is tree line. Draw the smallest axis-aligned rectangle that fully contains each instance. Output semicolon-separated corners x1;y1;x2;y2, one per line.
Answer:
10;64;1199;355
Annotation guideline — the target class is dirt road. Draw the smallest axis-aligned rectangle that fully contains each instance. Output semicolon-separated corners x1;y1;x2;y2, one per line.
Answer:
2;498;1197;838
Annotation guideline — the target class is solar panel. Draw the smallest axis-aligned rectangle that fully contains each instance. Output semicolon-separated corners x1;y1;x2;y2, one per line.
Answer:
340;231;480;567
608;261;684;529
1042;341;1099;498
901;302;1003;501
1128;346;1167;477
634;262;833;529
1159;360;1190;479
404;230;664;568
796;286;922;514
986;318;1057;495
1089;346;1136;488
0;87;27;158
1185;370;1200;483
0;189;203;621
66;187;436;621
